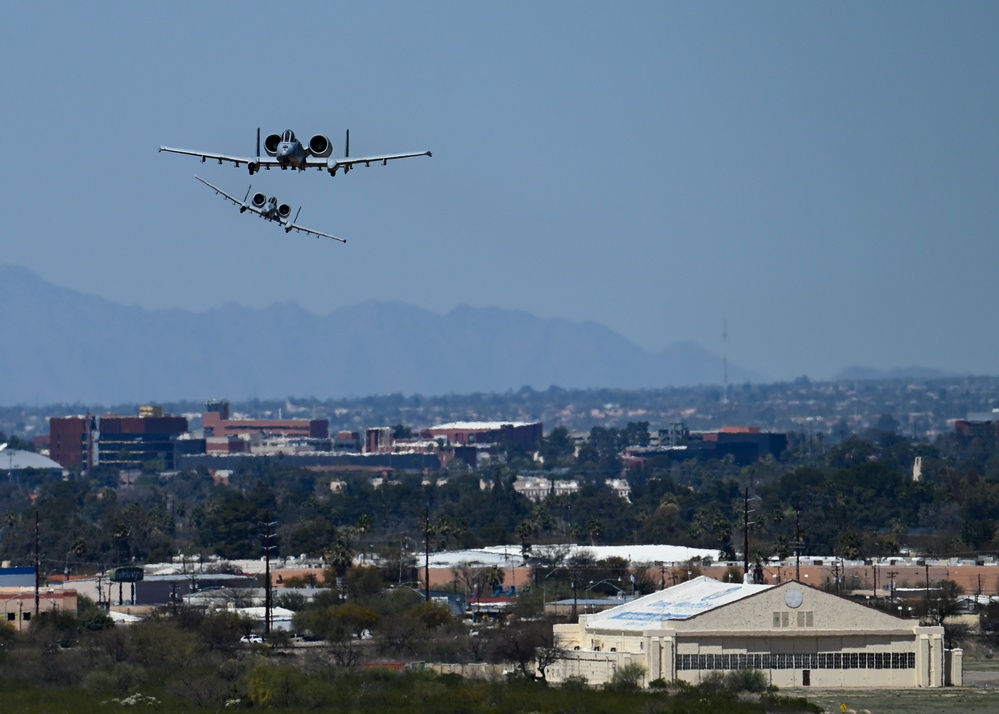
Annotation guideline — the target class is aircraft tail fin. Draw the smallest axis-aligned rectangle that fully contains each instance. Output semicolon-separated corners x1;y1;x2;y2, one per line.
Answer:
345;129;349;158
287;206;301;232
256;128;261;162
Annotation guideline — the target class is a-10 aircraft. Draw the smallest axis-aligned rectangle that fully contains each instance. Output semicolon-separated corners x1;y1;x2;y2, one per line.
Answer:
195;175;345;243
161;129;431;177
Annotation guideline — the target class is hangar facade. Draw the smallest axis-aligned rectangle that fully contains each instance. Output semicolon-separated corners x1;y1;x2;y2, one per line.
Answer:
550;577;959;689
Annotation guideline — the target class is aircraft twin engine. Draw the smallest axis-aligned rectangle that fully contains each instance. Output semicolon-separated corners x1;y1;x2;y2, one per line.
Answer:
261;132;332;158
263;133;282;156
307;134;332;158
277;203;292;218
252;193;268;208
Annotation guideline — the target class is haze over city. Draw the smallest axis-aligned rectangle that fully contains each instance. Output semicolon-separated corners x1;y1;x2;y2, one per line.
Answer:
2;3;998;388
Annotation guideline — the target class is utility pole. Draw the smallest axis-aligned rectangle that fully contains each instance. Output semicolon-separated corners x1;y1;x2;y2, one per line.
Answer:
794;507;802;582
34;511;40;617
261;511;277;636
424;507;431;603
743;487;750;582
887;571;898;604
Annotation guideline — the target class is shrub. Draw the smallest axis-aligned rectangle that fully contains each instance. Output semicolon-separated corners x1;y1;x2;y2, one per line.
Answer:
727;667;769;693
698;669;769;694
82;663;147;695
606;661;646;691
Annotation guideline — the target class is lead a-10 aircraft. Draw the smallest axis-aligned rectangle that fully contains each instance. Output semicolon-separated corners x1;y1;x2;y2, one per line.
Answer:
161;129;431;176
195;176;345;243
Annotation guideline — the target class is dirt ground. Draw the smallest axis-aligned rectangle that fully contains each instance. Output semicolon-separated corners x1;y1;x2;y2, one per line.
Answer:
801;659;999;713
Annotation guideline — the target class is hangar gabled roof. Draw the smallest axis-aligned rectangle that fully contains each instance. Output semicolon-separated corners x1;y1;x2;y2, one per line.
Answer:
583;576;774;631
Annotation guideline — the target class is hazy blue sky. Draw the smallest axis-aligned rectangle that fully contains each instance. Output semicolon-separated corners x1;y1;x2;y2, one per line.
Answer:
2;2;997;382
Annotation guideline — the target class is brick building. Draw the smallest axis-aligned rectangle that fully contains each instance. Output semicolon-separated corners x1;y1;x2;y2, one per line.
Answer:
202;400;328;440
49;408;188;470
427;421;543;451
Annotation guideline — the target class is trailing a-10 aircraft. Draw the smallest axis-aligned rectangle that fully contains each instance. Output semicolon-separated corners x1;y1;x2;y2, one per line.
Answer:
161;129;431;177
194;175;345;243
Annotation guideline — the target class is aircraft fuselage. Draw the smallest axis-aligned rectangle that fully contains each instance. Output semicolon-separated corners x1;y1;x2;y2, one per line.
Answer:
275;140;308;169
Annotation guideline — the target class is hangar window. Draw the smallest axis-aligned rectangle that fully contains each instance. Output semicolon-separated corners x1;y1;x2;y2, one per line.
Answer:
677;649;913;671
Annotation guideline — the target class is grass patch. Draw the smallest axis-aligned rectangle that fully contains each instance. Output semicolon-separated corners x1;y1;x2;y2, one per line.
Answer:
803;687;999;714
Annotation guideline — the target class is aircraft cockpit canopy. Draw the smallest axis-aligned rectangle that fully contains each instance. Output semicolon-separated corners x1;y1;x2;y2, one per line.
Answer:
283;130;296;142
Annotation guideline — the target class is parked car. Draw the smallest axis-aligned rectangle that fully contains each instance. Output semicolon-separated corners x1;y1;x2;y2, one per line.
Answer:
240;634;264;644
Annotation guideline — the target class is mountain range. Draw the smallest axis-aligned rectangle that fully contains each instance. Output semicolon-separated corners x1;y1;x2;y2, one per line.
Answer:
0;264;762;404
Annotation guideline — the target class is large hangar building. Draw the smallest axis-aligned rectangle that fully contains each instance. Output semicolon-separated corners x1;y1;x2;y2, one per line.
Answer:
551;577;959;689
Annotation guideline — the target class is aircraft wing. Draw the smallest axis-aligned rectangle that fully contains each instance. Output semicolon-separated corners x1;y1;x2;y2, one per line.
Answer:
165;147;320;171
286;221;346;244
331;150;432;172
194;175;266;215
161;146;263;168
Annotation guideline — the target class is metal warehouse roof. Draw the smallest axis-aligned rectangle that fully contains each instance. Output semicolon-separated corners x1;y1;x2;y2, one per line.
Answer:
429;421;537;430
0;448;63;471
583;576;773;631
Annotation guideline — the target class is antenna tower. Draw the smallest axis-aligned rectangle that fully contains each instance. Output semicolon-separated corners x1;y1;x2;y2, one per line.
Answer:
723;320;729;424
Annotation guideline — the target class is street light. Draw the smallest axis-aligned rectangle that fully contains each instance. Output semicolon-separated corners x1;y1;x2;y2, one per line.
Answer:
397;536;417;586
586;578;626;598
3;596;24;633
542;568;562;608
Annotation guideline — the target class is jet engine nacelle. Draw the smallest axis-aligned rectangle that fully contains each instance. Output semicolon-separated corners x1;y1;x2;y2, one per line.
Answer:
252;193;268;208
308;134;332;158
277;204;292;219
263;133;282;156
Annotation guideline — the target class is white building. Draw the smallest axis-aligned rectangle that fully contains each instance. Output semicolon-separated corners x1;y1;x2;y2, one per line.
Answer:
551;576;959;689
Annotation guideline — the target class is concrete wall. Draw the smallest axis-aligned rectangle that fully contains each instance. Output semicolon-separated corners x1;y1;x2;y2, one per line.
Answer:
548;650;644;686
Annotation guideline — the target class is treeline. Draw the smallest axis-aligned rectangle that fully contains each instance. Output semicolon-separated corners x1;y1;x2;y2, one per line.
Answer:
3;421;999;573
0;601;820;713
